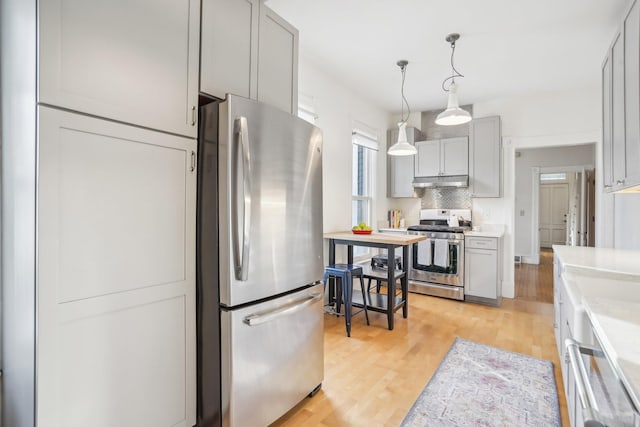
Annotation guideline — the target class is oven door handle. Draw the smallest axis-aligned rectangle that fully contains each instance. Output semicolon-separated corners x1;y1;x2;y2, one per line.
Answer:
565;338;606;427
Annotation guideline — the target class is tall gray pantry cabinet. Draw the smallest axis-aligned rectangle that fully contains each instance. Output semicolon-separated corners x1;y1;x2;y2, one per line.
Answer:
1;0;200;426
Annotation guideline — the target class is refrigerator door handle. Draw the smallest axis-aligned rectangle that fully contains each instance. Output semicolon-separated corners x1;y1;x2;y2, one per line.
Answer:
233;116;252;281
243;292;322;326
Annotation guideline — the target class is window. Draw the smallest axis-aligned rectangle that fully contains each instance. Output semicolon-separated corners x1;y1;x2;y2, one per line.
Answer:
540;172;568;182
352;125;378;258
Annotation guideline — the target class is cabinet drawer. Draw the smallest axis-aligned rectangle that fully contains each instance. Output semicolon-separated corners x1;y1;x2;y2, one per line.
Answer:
465;237;497;250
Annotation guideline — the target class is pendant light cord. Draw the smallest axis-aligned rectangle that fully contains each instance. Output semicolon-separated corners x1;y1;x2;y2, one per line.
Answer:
400;63;411;124
441;42;464;92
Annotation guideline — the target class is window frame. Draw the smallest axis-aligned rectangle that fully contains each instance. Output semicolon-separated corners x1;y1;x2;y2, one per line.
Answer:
351;125;378;260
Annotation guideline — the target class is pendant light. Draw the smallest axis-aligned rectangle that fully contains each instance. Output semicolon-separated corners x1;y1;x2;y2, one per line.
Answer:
388;60;417;156
435;33;472;126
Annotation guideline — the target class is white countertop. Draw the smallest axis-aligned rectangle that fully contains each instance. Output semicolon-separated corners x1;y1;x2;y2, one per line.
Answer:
553;245;640;276
464;230;504;238
554;245;640;409
464;224;505;238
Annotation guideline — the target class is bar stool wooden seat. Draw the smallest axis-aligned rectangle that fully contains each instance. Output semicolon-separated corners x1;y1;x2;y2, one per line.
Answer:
323;264;369;337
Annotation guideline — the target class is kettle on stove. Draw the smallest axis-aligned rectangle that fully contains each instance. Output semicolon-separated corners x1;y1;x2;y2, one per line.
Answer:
448;213;459;227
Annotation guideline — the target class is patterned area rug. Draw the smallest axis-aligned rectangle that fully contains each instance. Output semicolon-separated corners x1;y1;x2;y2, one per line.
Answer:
401;338;560;427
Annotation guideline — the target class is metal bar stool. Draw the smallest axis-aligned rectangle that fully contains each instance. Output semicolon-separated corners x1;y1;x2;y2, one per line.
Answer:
323;264;369;337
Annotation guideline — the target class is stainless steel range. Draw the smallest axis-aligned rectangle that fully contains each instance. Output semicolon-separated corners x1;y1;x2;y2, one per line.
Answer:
407;209;471;300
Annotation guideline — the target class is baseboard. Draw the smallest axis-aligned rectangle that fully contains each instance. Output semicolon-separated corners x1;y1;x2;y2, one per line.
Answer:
522;254;540;265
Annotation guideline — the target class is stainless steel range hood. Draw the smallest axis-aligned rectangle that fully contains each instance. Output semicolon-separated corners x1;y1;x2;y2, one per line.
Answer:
412;175;469;188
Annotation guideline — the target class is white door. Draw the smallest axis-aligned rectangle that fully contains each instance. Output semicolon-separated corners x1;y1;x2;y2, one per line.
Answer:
539;183;569;248
201;0;259;100
39;0;200;137
441;137;469;175
414;140;440;177
257;5;299;114
37;107;196;427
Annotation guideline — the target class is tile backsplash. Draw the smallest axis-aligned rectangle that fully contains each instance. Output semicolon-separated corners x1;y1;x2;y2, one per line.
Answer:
418;187;471;209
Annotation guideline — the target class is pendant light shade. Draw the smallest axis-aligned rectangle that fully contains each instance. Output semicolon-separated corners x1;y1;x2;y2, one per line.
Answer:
435;82;472;126
388;121;417;156
388;60;417;156
436;33;472;126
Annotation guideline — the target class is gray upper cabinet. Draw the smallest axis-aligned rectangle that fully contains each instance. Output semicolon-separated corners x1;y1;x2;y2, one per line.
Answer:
38;0;201;138
602;0;640;192
469;116;501;198
414;137;468;178
415;140;440;177
625;1;640;187
201;0;299;115
257;6;299;114
387;127;422;198
603;52;613;189
201;0;259;101
441;137;469;175
612;31;626;188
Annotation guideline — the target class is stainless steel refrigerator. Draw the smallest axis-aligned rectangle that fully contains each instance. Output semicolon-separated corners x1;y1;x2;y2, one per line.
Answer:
197;95;324;427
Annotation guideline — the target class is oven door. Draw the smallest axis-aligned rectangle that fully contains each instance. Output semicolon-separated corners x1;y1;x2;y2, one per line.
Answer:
566;336;640;427
409;236;463;286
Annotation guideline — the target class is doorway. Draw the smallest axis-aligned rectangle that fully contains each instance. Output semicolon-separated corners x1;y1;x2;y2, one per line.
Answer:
513;143;595;265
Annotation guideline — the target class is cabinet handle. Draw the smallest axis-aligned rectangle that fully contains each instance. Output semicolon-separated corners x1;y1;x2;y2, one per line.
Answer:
616;179;625;185
604;184;612;189
190;151;196;172
190;106;196;126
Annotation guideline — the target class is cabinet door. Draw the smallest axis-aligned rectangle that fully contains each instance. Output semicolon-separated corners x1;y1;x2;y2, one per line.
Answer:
257;5;299;114
441;137;468;175
612;31;627;188
39;0;200;138
201;0;259;101
603;52;614;190
470;116;501;197
625;1;640;187
414;140;440;177
37;107;196;427
464;248;497;299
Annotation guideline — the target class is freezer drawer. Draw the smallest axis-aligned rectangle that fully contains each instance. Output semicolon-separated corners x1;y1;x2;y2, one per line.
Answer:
220;283;324;427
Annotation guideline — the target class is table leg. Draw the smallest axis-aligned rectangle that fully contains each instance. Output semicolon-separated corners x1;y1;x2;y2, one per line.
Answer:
386;245;394;330
402;244;409;318
344;273;352;337
347;245;353;264
329;239;336;265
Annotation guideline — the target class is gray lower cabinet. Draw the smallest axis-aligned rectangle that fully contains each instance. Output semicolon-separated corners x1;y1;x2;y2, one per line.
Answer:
602;0;640;192
464;236;502;305
469;116;501;198
201;0;299;114
387;127;422;197
38;0;200;138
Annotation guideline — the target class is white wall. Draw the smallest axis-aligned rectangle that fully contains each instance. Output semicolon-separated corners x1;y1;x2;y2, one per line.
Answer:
297;55;390;235
514;145;595;260
472;85;604;298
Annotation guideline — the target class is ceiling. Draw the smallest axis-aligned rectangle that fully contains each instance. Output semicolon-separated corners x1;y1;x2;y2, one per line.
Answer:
266;0;631;115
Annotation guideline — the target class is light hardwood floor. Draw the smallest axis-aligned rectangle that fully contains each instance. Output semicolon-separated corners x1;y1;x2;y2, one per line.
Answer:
271;251;568;426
